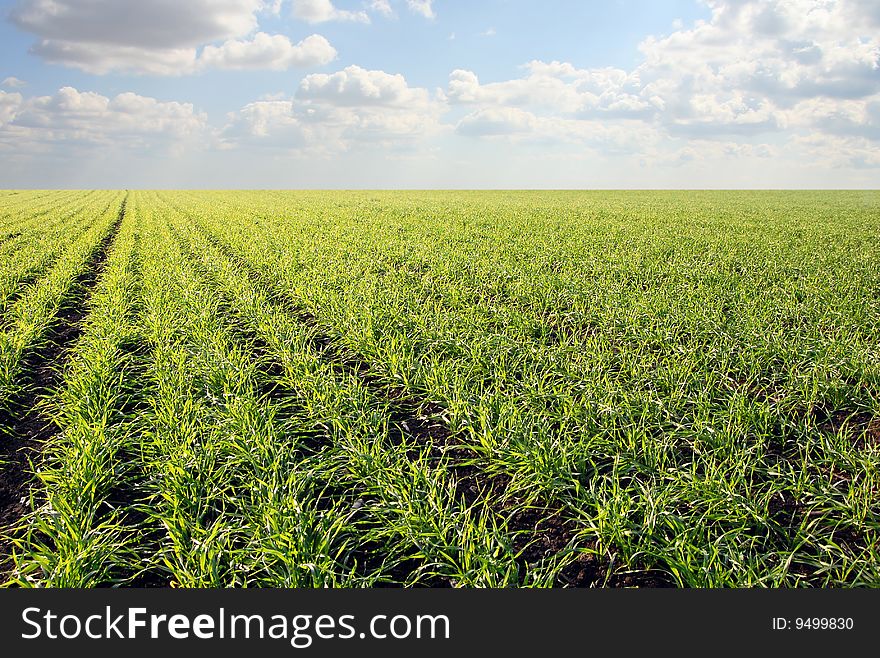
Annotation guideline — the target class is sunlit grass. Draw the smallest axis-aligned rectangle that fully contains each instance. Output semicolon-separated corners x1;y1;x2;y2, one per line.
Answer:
4;190;879;587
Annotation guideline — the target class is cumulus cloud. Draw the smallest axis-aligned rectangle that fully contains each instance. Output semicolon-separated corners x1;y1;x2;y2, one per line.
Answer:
0;91;23;126
446;65;662;154
30;41;200;76
221;65;446;152
1;77;27;89
219;99;308;150
455;106;661;156
295;66;446;146
448;65;652;117
297;65;433;107
11;0;267;49
199;33;337;71
291;0;370;24
0;86;207;153
10;0;336;74
656;140;777;167
456;107;536;137
446;0;880;165
792;132;880;168
369;0;393;17
6;0;880;179
406;0;435;19
634;0;880;135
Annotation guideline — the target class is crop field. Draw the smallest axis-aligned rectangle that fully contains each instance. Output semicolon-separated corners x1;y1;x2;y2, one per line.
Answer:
0;189;877;588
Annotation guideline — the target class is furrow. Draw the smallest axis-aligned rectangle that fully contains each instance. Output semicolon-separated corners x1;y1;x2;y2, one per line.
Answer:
0;193;127;579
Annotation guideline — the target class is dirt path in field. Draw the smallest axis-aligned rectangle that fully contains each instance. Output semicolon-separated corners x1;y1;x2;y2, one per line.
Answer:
0;193;127;580
184;222;671;587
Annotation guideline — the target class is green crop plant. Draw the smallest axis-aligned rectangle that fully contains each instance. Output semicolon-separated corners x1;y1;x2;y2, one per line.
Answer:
2;190;877;588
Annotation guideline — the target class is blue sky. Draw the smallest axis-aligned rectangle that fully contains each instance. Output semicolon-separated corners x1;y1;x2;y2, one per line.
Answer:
0;0;878;188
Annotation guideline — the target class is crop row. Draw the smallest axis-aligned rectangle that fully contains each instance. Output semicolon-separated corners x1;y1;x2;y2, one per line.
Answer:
0;191;125;412
163;190;880;586
3;190;878;587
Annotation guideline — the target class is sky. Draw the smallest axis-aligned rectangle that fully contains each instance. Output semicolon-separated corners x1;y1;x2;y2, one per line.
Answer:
0;0;878;188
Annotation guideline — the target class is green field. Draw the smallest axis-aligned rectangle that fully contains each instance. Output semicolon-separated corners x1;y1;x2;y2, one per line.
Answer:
0;190;878;587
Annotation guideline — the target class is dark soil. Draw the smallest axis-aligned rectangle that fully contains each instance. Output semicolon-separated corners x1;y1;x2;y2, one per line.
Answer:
819;410;880;449
0;195;126;579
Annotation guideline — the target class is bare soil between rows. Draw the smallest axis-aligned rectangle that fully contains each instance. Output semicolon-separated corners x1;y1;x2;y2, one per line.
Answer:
0;196;126;580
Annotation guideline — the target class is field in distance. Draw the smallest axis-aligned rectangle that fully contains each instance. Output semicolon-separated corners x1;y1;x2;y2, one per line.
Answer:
0;189;877;587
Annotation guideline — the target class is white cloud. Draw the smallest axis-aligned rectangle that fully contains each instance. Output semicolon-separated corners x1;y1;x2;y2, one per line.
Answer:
11;0;268;49
656;140;777;166
31;41;201;76
635;0;880;135
199;33;337;71
291;0;370;23
221;65;446;152
447;65;652;118
0;86;207;153
219;99;307;150
369;0;394;17
480;28;497;38
792;132;880;168
262;0;285;13
297;65;433;107
406;0;435;19
1;77;27;89
11;0;335;74
456;107;535;136
27;34;339;75
446;1;880;165
295;65;446;145
455;105;661;156
0;92;23;126
6;0;880;183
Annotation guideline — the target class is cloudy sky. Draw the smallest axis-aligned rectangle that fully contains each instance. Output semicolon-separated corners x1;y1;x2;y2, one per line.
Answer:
0;0;878;188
